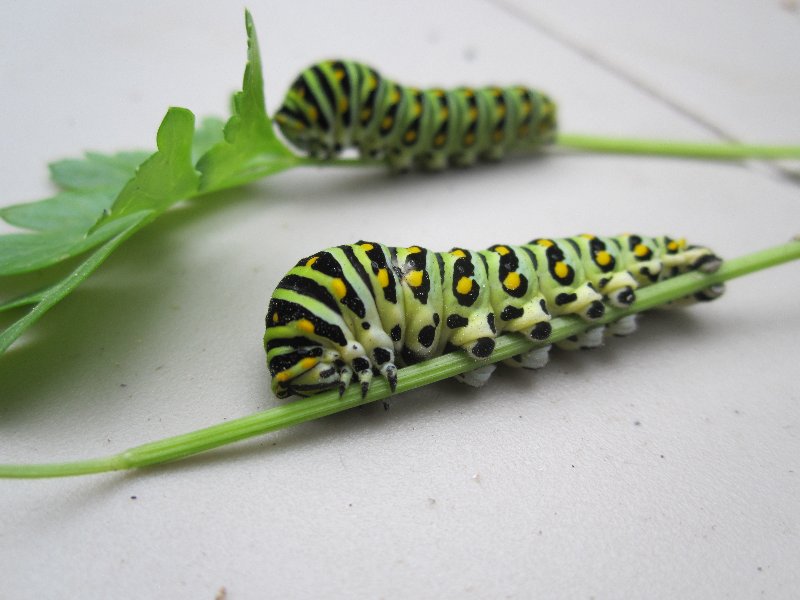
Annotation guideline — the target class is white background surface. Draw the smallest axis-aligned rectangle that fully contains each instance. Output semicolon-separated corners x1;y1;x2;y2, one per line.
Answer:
1;1;799;598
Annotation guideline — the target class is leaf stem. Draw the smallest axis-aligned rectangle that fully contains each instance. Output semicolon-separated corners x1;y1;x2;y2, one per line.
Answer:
295;156;386;169
557;133;800;160
1;239;797;479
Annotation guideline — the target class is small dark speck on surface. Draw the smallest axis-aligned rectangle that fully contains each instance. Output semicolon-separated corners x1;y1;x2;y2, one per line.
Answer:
634;420;642;426
120;383;127;388
463;47;477;61
757;566;763;572
130;496;137;500
660;454;665;459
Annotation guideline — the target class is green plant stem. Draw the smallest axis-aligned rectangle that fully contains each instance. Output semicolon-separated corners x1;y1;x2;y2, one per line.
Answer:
556;134;800;160
1;239;798;478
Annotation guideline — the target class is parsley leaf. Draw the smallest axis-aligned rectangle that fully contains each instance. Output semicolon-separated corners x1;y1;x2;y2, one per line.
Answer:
197;11;299;192
0;10;298;354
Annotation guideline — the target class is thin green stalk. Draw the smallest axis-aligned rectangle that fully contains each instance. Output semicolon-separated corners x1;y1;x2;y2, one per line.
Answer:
296;156;386;169
557;133;800;160
1;239;798;479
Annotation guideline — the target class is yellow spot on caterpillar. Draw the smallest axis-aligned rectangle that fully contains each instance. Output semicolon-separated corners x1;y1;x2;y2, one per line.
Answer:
580;233;596;239
434;133;446;146
406;270;424;287
468;107;478;120
367;75;377;90
297;87;306;98
307;106;318;122
334;69;345;81
667;241;679;252
377;268;389;288
494;246;510;255
503;271;521;290
360;108;372;121
450;249;466;258
275;114;287;123
537;239;554;248
305;256;319;267
634;243;650;257
434;89;445;97
412;102;422;118
339;97;349;113
456;276;473;295
522;102;532;115
297;319;315;334
439;107;449;120
299;357;319;370
464;133;475;145
272;313;279;323
496;104;507;117
275;371;291;383
404;130;417;143
554;261;569;279
464;88;474;97
359;242;374;251
407;246;422;254
390;89;401;103
382;116;394;129
331;278;347;299
595;251;612;266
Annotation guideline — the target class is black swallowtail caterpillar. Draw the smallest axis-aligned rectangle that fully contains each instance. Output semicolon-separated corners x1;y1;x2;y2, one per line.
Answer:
264;234;723;399
274;59;557;171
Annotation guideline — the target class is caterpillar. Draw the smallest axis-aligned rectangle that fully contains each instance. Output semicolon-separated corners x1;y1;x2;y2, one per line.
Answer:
264;234;723;399
274;59;557;171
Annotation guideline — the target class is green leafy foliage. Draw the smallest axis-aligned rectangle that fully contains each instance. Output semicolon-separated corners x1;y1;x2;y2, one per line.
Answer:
93;107;200;226
197;11;299;192
0;10;299;354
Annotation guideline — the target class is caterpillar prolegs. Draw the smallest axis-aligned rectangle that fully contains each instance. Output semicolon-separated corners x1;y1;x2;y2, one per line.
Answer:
274;59;557;171
264;235;723;399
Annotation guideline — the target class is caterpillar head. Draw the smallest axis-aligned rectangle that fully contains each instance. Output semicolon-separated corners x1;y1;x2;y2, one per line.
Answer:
274;107;312;153
266;343;343;399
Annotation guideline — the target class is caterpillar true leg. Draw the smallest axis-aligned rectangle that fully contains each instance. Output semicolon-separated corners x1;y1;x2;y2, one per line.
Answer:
265;234;723;399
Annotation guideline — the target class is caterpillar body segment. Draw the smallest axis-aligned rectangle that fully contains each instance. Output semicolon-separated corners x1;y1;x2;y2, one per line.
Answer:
274;59;557;171
264;235;722;399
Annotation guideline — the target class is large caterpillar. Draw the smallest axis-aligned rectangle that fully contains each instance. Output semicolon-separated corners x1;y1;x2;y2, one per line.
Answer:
264;235;723;399
274;59;557;171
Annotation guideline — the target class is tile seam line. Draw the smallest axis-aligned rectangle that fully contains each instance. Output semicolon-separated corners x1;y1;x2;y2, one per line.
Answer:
483;0;737;142
485;0;799;186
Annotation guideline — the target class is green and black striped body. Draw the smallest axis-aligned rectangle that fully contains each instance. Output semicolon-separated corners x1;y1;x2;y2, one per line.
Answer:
264;235;722;399
274;59;557;171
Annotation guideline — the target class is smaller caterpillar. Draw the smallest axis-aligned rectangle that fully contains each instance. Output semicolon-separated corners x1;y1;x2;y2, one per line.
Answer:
274;59;557;171
264;234;723;399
